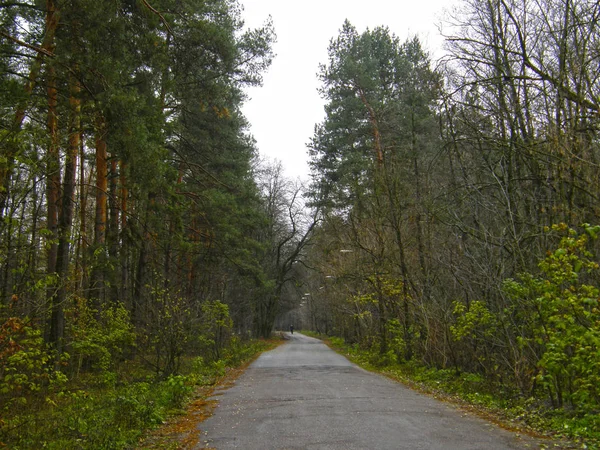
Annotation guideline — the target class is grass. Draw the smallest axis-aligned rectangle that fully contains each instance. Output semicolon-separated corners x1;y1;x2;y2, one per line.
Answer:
320;335;599;450
0;338;280;450
137;337;284;449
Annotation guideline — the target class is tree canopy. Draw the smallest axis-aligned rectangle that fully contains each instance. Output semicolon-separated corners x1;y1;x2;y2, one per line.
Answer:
0;0;310;383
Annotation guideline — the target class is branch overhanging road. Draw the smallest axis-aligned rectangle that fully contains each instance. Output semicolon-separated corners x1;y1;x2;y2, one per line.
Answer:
198;333;544;449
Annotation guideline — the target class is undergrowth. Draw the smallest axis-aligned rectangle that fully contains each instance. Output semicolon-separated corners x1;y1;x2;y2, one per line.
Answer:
0;338;274;449
323;335;599;450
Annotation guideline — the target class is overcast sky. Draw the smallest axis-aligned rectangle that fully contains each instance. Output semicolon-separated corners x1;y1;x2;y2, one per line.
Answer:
239;0;455;180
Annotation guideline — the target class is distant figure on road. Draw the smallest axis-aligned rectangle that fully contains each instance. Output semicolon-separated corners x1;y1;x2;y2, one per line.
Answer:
290;325;294;334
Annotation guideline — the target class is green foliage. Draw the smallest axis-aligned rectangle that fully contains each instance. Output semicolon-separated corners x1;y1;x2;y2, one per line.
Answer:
111;382;165;430
198;300;233;361
504;224;600;411
67;299;136;376
0;318;66;406
1;379;185;449
160;374;194;410
0;337;273;449
450;300;496;341
143;287;193;378
378;277;405;298
386;318;406;360
222;335;258;366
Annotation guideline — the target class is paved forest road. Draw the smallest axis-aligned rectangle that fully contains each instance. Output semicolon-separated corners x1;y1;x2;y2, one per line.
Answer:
198;333;544;449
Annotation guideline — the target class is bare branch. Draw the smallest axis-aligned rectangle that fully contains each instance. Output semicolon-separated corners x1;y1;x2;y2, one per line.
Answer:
0;30;55;57
140;0;174;36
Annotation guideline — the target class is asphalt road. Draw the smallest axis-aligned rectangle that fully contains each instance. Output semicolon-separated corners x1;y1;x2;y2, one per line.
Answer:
198;333;544;449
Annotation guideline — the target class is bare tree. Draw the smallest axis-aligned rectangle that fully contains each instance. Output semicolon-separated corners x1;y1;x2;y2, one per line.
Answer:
254;159;320;337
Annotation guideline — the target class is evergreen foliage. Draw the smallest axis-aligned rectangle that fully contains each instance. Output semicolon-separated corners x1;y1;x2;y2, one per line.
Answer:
0;0;310;446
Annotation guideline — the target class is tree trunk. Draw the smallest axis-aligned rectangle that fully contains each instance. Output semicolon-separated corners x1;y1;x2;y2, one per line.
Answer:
90;112;108;310
119;162;129;305
108;156;119;303
49;71;80;355
45;60;60;337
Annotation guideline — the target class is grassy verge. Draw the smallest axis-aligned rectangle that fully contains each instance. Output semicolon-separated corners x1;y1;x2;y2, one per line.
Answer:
0;338;281;450
136;337;283;449
316;335;598;450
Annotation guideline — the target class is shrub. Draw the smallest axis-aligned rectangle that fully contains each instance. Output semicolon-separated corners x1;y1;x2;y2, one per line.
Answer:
0;317;65;406
199;300;232;361
67;299;136;377
504;224;600;411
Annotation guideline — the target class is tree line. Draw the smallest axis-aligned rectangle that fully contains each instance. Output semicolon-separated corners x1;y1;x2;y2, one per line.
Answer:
305;0;600;425
0;0;317;397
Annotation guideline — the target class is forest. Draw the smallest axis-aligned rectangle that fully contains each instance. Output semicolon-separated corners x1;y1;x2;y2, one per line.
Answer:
1;0;599;447
304;0;600;444
0;0;318;446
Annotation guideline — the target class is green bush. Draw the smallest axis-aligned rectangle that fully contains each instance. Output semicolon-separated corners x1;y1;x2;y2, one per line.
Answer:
67;299;136;377
199;300;233;361
143;288;192;377
504;224;600;411
162;374;194;408
0;317;66;407
0;333;273;449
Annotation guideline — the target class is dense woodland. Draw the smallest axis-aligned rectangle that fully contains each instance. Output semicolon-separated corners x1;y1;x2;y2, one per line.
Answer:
0;1;321;445
304;0;600;437
1;0;600;447
0;0;300;362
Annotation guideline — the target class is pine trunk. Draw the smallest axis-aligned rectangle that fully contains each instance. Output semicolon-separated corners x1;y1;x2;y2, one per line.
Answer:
119;162;129;306
45;60;60;337
49;72;80;354
108;156;119;303
90;113;108;309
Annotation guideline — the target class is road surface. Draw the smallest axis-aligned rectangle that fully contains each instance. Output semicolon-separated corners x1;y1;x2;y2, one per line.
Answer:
198;333;544;449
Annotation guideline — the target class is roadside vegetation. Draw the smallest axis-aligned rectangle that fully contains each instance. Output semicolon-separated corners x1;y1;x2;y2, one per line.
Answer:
298;2;600;448
1;321;276;449
320;334;598;449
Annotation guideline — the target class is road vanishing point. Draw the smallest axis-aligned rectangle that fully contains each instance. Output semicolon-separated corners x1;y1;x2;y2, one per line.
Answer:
198;333;545;449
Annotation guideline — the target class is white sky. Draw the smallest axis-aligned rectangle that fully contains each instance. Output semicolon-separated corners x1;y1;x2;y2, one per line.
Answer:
240;0;455;180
